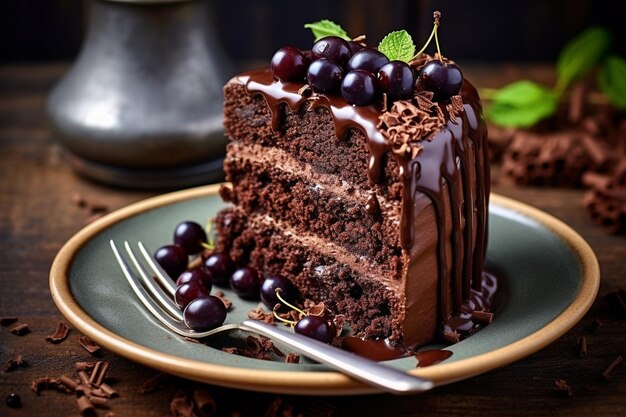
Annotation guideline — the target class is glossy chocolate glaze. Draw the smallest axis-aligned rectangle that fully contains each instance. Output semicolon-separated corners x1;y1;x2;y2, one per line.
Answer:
341;336;453;366
416;349;453;367
238;68;494;342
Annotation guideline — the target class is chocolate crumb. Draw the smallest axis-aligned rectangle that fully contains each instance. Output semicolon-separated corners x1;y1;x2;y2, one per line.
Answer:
602;355;624;381
77;395;95;416
577;336;588;358
0;316;18;326
193;389;217;417
3;354;25;372
78;335;102;355
138;373;170;394
214;291;233;310
9;323;30;335
170;390;197;417
45;321;70;344
285;353;300;364
553;379;573;396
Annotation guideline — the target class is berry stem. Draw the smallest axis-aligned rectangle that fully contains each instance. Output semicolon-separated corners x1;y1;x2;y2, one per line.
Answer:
412;11;443;60
272;309;297;326
275;289;307;317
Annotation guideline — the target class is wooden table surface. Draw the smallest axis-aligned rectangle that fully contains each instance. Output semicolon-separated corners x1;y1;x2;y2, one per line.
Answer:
0;64;624;417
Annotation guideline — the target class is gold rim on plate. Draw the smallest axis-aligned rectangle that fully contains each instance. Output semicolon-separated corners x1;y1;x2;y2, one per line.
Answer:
49;185;600;395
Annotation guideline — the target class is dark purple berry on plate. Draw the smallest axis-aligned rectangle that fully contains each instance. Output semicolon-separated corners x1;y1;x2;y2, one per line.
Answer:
311;36;352;67
175;281;210;309
294;315;333;344
176;268;213;292
6;393;21;408
347;41;365;55
230;266;261;299
307;58;344;94
271;46;309;82
173;221;207;255
341;69;379;106
183;295;227;331
260;275;298;310
418;60;463;99
154;244;188;279
346;49;389;74
204;252;234;286
378;61;415;101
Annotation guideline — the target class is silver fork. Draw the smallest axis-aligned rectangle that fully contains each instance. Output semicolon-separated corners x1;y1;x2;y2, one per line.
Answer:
110;240;434;395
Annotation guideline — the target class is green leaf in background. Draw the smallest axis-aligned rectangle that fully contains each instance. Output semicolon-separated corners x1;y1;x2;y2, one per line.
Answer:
556;27;612;93
304;20;351;42
598;55;626;110
378;30;416;62
485;80;559;128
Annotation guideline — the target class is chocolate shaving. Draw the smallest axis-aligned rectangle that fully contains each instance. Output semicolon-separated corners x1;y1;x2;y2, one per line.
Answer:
89;360;109;386
601;355;624;381
58;374;79;391
193;389;217;417
443;331;460;343
45;321;70;344
0;316;18;326
78;336;101;355
90;396;109;408
138;373;170;394
446;95;464;123
248;306;275;324
76;361;97;371
284;353;300;364
4;354;25;372
332;314;346;337
471;310;493;324
553;379;573;396
577;336;588;358
99;383;118;398
10;323;29;335
214;291;233;310
77;396;95;416
30;377;73;394
170;390;198;417
78;370;91;387
304;301;327;318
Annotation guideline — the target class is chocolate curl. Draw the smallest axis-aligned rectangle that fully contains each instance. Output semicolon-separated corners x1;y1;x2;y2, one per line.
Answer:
568;83;586;123
78;371;91;387
99;383;118;398
58;375;79;391
78;336;101;355
45;321;70;344
0;317;18;326
89;361;109;386
76;362;97;372
9;323;30;335
553;379;573;396
193;389;217;417
170;391;198;417
90;396;110;408
3;354;25;372
77;396;95;416
580;134;609;168
602;355;624;381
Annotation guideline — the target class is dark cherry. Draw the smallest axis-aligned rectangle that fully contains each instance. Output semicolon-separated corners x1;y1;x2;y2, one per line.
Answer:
6;393;21;408
154;244;188;279
378;61;416;101
346;49;389;74
183;296;227;331
347;41;365;55
173;221;207;255
294;316;333;344
175;281;210;309
230;266;261;299
418;60;463;98
271;46;309;82
260;275;299;310
176;268;213;292
307;58;343;94
341;69;379;106
311;36;352;67
204;252;234;286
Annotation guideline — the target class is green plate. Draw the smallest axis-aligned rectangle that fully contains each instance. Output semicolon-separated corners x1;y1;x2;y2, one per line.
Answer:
50;185;599;395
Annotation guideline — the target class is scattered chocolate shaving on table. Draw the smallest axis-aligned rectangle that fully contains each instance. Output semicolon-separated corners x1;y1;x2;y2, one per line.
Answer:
138;372;171;394
77;395;95;416
58;374;79;391
214;291;233;310
89;360;110;386
99;383;118;398
10;322;30;335
0;316;18;326
78;335;102;355
577;336;588;358
602;355;624;381
583;165;626;234
585;318;603;333
248;306;275;324
3;354;25;372
45;321;70;344
170;390;198;417
30;376;73;394
553;379;573;396
76;361;98;371
193;389;217;417
90;396;110;408
284;353;300;364
78;370;92;386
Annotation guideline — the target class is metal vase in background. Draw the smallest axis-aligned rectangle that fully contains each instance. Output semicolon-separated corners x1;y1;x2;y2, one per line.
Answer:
47;0;232;189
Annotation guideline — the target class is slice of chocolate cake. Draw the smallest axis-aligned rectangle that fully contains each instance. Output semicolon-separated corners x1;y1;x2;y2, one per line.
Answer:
215;22;496;348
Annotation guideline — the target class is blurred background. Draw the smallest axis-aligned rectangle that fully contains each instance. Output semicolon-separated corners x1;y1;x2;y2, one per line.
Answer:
2;0;626;68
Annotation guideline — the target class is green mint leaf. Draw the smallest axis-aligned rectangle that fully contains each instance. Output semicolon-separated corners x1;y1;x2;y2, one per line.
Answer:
556;27;612;92
485;80;559;128
304;20;350;42
598;55;626;109
378;30;415;62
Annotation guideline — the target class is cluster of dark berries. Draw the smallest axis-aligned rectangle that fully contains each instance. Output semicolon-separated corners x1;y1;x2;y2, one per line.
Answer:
271;36;462;106
153;221;335;344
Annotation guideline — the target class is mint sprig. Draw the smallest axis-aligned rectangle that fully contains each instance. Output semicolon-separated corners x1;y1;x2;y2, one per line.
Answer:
378;30;416;63
598;55;626;110
485;81;558;128
304;20;351;42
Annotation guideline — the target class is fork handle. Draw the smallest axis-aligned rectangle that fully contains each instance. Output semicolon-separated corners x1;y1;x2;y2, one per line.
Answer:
240;319;434;394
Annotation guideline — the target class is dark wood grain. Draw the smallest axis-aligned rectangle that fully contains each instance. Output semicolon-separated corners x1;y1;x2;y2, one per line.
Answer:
0;64;624;417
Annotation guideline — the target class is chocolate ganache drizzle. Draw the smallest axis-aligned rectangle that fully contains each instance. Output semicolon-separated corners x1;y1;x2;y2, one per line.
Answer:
238;68;495;342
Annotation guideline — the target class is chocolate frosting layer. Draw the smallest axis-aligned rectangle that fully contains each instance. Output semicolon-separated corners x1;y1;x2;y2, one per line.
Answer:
237;69;494;344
